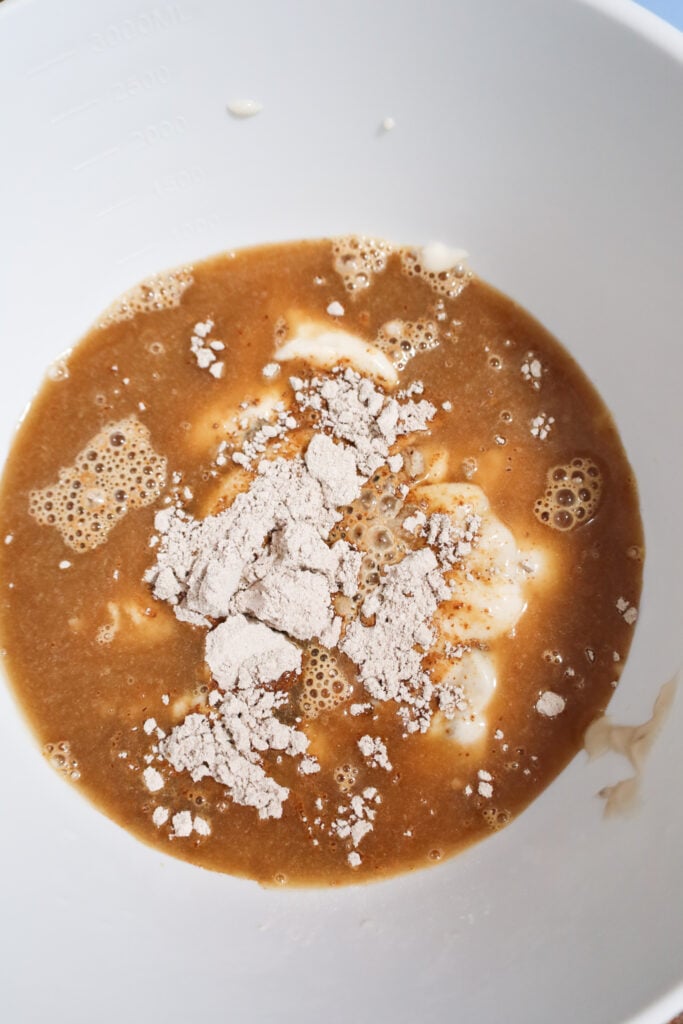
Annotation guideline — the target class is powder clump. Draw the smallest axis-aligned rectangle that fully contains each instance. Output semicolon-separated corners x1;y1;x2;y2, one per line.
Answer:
146;369;442;814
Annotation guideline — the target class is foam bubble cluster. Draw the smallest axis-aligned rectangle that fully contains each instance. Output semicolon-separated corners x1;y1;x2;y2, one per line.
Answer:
337;481;409;604
534;457;603;531
375;319;440;370
332;236;392;293
43;740;80;781
298;644;353;718
29;416;167;551
400;248;471;299
481;807;511;830
333;763;359;792
99;267;193;325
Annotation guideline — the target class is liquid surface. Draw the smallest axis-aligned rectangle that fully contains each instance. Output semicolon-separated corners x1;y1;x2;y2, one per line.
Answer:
0;239;643;886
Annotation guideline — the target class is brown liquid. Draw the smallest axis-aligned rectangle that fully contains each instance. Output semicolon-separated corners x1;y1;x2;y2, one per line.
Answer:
0;239;643;886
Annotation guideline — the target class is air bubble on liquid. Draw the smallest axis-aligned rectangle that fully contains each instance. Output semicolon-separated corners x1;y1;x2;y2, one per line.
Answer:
482;807;511;830
43;740;80;780
369;527;394;553
334;763;359;793
47;359;70;382
375;318;441;370
28;416;167;552
462;457;478;480
99;267;194;326
332;235;393;293
298;644;353;718
399;247;472;299
533;456;603;531
273;316;288;345
96;623;117;646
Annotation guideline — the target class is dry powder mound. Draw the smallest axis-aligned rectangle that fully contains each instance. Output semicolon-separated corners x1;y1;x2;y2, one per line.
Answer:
236;567;334;642
341;548;450;733
160;687;307;820
293;367;436;475
29;416;167;552
304;432;361;506
205;614;301;690
535;691;566;718
424;509;482;568
146;369;444;816
145;454;344;627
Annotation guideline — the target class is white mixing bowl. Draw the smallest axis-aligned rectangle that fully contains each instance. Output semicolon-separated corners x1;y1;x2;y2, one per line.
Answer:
1;1;681;1022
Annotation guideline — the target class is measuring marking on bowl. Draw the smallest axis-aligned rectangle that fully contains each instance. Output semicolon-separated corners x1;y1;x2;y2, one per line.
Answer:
72;145;121;173
50;97;102;126
95;195;141;220
25;48;78;78
89;3;193;54
116;242;156;266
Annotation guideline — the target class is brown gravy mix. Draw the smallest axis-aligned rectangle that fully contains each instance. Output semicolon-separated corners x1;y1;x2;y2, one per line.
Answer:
0;239;643;886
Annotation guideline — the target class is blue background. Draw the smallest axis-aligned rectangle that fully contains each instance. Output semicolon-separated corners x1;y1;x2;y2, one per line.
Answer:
636;0;683;29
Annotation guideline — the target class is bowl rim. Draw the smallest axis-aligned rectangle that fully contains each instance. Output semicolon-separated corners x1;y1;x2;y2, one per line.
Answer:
0;1;681;1023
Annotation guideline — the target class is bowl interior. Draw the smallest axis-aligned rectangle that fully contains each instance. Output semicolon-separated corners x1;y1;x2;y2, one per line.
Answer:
1;1;682;1022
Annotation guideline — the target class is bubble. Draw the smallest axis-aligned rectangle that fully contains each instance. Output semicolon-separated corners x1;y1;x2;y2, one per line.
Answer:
332;236;392;293
462;457;478;479
99;268;194;326
399;247;472;299
298;644;353;718
553;510;574;530
543;650;563;665
428;848;443;861
380;495;398;516
375;317;441;371
482;807;511;830
370;528;393;552
96;624;116;645
534;456;603;531
43;740;80;780
47;359;70;382
334;763;359;793
28;416;167;551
